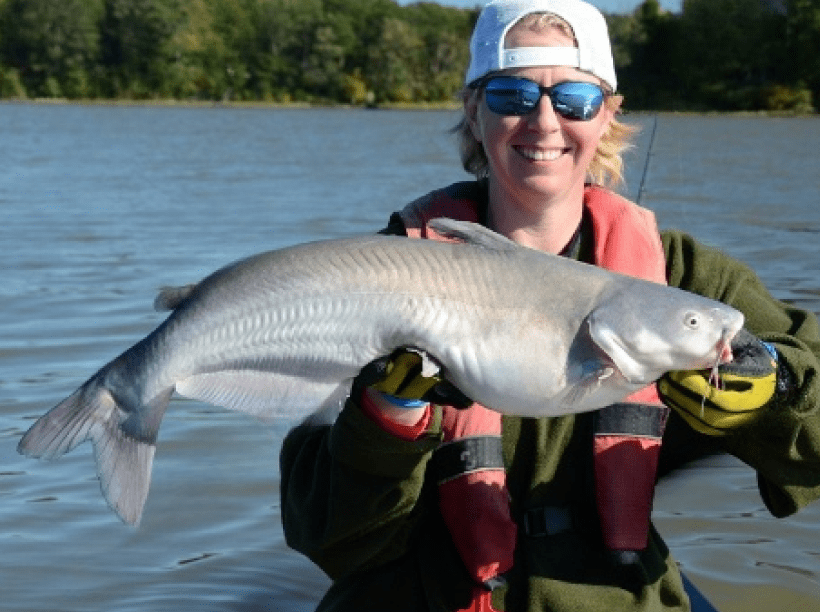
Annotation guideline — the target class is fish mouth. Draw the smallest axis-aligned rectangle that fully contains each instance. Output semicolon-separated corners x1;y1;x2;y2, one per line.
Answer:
711;308;745;366
703;327;740;392
715;329;736;364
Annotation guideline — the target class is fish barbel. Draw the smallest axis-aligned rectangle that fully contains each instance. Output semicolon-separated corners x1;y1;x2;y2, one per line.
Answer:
18;219;744;524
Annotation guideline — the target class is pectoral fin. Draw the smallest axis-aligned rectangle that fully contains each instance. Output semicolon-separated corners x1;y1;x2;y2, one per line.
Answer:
563;363;616;407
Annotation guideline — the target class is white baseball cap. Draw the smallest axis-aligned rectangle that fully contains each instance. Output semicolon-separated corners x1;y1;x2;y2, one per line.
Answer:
465;0;617;92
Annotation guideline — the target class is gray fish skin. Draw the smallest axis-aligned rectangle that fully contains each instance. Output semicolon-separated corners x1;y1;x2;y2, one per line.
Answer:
17;219;744;525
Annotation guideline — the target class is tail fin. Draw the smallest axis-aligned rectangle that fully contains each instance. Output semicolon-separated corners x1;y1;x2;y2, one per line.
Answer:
17;380;171;526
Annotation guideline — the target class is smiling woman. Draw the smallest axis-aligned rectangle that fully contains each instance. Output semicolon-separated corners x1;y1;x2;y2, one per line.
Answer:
461;11;624;252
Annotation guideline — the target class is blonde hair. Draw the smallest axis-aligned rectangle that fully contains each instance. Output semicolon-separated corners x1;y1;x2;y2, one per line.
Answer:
454;12;637;188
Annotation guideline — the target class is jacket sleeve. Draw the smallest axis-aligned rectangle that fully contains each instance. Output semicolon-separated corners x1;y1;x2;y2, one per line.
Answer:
279;395;443;580
662;230;820;517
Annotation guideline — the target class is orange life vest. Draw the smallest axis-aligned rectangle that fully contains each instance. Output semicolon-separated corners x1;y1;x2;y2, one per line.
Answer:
398;182;671;607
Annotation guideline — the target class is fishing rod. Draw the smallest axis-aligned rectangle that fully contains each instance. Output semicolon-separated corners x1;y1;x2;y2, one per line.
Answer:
636;114;658;206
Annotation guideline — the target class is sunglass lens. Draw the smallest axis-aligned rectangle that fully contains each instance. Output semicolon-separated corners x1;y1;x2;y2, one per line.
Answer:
484;77;540;115
551;82;604;120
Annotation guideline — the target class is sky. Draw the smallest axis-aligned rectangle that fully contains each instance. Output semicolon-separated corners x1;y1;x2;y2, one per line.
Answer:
396;0;683;15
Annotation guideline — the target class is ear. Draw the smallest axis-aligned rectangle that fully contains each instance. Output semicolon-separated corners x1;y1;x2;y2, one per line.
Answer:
606;94;624;115
463;89;483;143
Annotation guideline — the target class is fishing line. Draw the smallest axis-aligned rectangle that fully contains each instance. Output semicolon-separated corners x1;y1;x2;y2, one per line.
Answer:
636;114;658;206
636;116;718;411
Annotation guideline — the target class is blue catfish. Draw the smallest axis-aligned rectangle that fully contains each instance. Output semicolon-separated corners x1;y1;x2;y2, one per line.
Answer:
18;219;744;524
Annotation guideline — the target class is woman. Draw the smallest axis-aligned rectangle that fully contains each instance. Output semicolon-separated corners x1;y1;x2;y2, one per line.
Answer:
280;1;820;610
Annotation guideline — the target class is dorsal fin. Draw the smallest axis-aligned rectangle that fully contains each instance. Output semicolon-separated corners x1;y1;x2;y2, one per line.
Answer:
154;283;198;311
427;218;519;251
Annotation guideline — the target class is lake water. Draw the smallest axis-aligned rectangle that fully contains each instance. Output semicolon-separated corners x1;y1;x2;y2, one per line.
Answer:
2;103;819;611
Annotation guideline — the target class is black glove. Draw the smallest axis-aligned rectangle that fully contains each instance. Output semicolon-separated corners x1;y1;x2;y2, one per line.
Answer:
658;329;779;436
354;349;472;409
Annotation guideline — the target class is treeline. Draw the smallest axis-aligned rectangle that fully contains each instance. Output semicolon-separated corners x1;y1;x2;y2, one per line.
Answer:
0;0;476;104
610;0;819;112
0;0;817;112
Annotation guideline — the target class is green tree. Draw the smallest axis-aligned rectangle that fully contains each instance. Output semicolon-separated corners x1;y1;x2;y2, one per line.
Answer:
605;12;641;75
250;0;323;101
678;0;788;110
324;0;398;73
615;0;686;109
99;0;183;97
0;67;27;97
0;0;102;97
169;0;260;100
163;0;224;98
367;16;424;103
400;2;473;100
787;0;820;105
301;24;348;99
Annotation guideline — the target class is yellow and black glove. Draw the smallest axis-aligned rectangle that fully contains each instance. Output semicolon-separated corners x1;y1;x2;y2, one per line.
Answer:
658;329;780;436
355;349;472;409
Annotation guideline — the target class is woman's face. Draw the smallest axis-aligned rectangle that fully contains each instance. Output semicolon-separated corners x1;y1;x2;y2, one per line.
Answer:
467;25;619;211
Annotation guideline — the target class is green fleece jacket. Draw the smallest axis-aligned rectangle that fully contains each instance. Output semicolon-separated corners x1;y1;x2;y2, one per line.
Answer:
279;195;820;611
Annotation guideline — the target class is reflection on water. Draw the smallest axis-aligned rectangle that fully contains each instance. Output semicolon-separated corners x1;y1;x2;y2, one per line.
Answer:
1;104;819;611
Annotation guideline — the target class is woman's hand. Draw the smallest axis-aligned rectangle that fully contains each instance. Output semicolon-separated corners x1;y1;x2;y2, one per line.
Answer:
356;350;471;409
658;329;779;436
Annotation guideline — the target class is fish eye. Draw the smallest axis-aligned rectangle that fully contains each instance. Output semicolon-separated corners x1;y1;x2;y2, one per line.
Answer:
683;311;701;329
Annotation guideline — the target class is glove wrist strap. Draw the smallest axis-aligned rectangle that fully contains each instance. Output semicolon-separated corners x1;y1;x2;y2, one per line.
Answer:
378;393;429;409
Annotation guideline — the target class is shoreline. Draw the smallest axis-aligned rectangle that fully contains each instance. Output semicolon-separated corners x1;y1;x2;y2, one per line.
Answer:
1;97;816;117
0;96;463;112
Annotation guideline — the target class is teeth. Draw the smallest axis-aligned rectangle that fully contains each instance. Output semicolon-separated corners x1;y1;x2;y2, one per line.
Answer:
517;147;565;161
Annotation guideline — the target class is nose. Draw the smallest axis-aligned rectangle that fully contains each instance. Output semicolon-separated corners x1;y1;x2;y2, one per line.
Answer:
526;93;561;132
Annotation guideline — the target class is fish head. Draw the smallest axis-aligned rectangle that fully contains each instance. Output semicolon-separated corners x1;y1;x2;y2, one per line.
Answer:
587;286;745;385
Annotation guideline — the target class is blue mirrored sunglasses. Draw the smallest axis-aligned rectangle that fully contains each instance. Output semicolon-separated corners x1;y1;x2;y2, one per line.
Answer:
476;76;606;121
